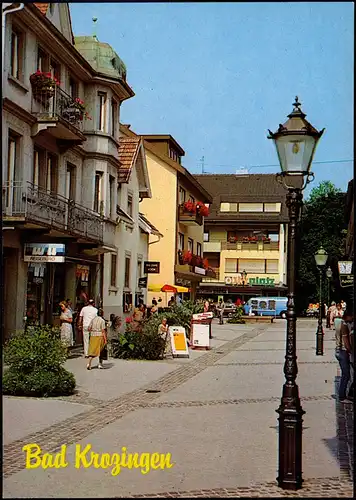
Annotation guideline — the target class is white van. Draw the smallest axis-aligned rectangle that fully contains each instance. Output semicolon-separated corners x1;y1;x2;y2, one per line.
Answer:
244;297;288;318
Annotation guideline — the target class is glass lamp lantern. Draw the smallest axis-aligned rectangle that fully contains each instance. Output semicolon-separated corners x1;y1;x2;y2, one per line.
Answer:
314;246;328;267
268;97;325;179
326;266;333;279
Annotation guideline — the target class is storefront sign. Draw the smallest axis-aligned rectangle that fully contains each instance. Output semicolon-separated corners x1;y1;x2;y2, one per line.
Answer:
191;322;210;348
144;261;160;274
194;266;206;276
24;243;65;263
76;265;89;282
138;277;148;288
224;275;275;286
169;326;189;358
340;275;353;287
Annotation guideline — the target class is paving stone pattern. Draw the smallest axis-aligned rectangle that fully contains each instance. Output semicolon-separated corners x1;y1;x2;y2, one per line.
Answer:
3;325;267;478
118;477;353;498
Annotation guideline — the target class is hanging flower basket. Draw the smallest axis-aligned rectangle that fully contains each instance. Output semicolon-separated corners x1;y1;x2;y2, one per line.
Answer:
183;200;196;214
196;202;209;217
73;98;91;121
182;250;193;264
30;71;60;97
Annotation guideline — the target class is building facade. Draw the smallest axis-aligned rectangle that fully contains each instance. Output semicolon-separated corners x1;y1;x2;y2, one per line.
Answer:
2;3;157;338
194;174;292;302
120;126;213;306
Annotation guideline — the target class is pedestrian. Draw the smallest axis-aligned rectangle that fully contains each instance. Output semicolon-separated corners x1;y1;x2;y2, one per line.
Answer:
203;299;210;313
341;310;354;400
335;309;353;403
132;303;145;331
341;299;347;312
59;301;73;347
217;299;225;325
168;296;175;307
151;299;159;315
329;301;337;329
332;303;344;331
86;309;107;370
158;317;173;358
79;299;98;358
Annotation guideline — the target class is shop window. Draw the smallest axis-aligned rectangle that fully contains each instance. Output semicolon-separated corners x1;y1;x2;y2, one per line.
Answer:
203;231;209;242
188;238;193;253
179;187;186;204
124;256;131;288
10;26;24;81
110;254;117;287
197;242;202;256
97;92;107;132
123;291;132;313
225;258;238;273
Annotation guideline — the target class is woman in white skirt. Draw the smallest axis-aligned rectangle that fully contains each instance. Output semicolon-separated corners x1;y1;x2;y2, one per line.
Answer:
59;301;73;347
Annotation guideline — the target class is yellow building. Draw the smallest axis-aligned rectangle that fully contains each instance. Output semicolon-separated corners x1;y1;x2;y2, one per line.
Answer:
120;125;213;305
194;174;294;302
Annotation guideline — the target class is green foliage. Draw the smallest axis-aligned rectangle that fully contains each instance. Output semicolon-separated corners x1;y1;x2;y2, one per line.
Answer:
296;181;347;312
3;326;76;397
227;306;246;324
111;325;166;360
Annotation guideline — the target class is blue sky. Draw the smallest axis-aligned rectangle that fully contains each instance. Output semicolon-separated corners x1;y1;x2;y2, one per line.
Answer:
70;2;354;195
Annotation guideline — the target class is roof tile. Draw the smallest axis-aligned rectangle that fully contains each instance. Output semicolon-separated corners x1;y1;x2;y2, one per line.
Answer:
34;3;49;15
117;137;140;183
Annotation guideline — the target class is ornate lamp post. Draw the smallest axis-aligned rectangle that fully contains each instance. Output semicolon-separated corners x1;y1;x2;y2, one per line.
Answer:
314;246;328;355
268;96;324;490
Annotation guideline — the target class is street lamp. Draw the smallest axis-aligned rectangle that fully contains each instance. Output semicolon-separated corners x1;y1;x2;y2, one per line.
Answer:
268;96;324;490
314;246;328;355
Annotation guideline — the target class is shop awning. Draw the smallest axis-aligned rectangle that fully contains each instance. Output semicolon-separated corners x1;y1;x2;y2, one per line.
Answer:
148;284;190;293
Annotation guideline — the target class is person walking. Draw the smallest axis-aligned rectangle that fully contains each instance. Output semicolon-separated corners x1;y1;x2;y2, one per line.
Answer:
86;309;107;370
217;299;225;325
151;299;159;315
79;299;98;358
59;301;73;347
204;299;210;313
332;303;344;331
335;307;353;403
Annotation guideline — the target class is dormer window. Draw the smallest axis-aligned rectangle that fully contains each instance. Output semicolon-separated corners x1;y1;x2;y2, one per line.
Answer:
169;147;181;164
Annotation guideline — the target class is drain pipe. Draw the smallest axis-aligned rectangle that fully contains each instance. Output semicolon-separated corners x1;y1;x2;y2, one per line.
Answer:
2;3;25;89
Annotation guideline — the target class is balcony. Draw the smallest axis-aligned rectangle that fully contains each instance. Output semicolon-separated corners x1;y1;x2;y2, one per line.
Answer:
202;268;220;282
175;249;207;277
204;241;221;252
178;205;203;226
3;182;104;244
31;85;86;148
221;240;279;251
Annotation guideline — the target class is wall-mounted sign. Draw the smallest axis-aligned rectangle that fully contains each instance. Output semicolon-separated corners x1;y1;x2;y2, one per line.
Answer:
192;312;213;320
224;276;275;286
338;261;353;288
138;277;148;288
194;266;206;276
24;244;65;263
144;261;160;274
76;265;89;283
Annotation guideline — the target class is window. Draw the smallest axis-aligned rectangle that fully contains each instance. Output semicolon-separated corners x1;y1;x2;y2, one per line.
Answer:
268;233;279;242
225;258;238;273
238;259;265;274
10;27;23;80
6;135;17;207
111;99;118;137
204;231;209;242
264;203;281;213
66;163;76;201
108;175;115;218
266;259;279;274
137;260;142;279
179;187;186;204
49;58;60;83
110;254;117;287
68;77;78;99
197;242;202;256
178;233;184;251
188;195;195;204
49;3;55;15
239;203;264;212
124;256;130;288
188;238;193;252
33;149;39;186
46;154;58;193
94;172;103;213
97;92;107;132
33;147;46;188
220;202;237;212
37;47;48;72
127;194;133;217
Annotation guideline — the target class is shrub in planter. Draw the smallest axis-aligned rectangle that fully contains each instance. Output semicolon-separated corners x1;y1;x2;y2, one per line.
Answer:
111;323;166;360
227;306;246;324
3;325;76;397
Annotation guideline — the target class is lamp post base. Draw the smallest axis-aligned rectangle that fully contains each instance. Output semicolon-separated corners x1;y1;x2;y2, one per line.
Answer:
316;322;324;356
276;387;305;490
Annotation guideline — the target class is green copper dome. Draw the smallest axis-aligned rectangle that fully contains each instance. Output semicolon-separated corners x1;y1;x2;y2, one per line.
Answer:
74;36;127;81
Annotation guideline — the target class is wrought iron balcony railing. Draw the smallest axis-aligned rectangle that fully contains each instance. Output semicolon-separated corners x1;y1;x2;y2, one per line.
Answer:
3;182;103;243
31;85;84;132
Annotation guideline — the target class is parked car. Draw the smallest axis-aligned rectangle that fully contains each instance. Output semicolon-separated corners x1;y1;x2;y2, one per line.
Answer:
223;303;237;317
243;297;288;318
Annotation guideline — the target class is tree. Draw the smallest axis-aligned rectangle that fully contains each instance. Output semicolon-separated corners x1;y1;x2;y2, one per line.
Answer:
295;181;347;313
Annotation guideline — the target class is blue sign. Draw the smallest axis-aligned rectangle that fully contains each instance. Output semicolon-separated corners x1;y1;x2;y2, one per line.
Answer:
24;243;66;263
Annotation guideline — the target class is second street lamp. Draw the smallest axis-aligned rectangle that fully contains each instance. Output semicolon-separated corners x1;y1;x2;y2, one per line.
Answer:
314;246;328;355
268;96;324;490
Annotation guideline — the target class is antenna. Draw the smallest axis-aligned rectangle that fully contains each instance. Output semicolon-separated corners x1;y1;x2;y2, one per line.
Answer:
200;156;206;174
92;17;98;39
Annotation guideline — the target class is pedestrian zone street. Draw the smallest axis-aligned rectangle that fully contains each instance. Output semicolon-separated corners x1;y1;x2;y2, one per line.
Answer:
3;319;354;498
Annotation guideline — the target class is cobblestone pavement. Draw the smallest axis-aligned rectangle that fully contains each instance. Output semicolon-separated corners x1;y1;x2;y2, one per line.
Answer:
3;325;267;478
120;477;353;497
